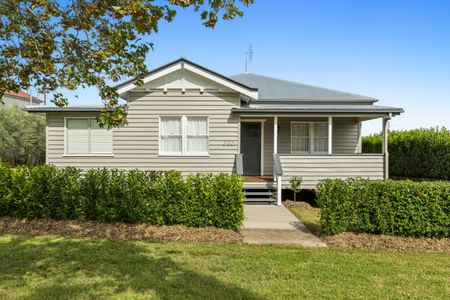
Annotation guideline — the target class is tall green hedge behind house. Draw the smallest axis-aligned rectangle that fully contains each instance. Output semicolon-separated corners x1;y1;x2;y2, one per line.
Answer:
317;178;450;237
0;165;244;230
362;127;450;180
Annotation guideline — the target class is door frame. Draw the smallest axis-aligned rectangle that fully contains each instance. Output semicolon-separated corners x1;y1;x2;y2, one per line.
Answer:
239;119;265;176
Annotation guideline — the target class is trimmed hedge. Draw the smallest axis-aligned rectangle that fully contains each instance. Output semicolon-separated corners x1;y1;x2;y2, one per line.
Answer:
317;178;450;237
363;127;450;180
0;165;244;230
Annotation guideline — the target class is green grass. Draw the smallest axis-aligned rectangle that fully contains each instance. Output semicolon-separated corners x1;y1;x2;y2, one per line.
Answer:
0;234;449;299
287;204;322;235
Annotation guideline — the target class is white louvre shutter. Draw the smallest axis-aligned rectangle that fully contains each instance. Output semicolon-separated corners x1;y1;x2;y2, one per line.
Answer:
90;119;112;154
66;119;89;154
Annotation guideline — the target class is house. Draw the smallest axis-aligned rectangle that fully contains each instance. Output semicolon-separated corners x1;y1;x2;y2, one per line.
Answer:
3;91;42;108
25;58;403;205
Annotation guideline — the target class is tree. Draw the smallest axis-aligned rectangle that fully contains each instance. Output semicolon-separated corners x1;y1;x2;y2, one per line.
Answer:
0;0;254;127
0;105;45;166
289;176;302;202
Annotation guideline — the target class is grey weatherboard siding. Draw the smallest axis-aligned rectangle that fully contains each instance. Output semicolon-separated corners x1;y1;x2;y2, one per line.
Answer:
46;91;240;174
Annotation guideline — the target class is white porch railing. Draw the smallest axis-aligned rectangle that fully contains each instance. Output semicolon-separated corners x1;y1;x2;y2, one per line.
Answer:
279;154;384;189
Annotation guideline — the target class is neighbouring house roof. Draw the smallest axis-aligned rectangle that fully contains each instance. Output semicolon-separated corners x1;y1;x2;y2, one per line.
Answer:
232;104;404;115
23;105;107;112
229;73;377;103
5;90;42;104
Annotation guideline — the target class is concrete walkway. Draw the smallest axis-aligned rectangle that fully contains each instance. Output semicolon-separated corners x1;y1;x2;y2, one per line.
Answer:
242;204;327;247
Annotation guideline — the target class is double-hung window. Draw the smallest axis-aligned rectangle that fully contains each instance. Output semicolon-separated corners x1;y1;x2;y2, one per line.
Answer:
291;122;328;153
65;118;112;155
160;116;209;156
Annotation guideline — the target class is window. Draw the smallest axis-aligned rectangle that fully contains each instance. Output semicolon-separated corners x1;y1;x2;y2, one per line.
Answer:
291;122;328;153
66;118;112;155
159;116;209;156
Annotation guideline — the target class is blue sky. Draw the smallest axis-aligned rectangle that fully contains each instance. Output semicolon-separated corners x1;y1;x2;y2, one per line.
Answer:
62;0;450;135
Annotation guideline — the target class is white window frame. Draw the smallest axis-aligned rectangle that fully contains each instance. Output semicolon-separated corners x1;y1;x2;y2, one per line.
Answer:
291;121;329;154
63;117;113;156
159;115;209;157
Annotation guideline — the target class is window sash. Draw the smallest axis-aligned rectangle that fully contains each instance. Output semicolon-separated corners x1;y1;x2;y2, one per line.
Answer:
313;123;328;153
160;117;182;154
186;116;208;154
291;123;310;153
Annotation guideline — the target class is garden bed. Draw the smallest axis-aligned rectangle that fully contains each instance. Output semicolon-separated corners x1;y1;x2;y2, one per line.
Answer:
0;217;243;243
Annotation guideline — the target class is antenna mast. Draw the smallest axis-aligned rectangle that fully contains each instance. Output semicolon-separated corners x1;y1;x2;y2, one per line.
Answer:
245;44;253;72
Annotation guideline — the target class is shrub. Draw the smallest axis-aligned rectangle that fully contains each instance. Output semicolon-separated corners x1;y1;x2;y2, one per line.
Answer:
0;165;244;230
317;178;450;237
363;127;450;180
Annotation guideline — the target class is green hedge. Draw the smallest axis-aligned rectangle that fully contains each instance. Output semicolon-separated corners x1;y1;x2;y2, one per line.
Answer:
363;127;450;180
0;165;244;230
317;178;450;237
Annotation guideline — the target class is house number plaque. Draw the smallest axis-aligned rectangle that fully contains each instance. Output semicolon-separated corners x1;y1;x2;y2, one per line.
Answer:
223;141;237;146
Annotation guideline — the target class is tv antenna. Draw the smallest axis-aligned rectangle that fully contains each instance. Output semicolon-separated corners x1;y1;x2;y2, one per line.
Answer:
245;44;253;73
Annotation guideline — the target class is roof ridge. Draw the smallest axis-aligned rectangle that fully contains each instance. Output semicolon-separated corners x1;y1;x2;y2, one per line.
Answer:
230;72;376;100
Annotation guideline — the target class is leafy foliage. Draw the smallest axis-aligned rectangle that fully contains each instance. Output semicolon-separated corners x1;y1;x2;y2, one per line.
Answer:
0;0;254;127
317;178;450;237
0;104;45;166
363;127;450;180
0;165;244;230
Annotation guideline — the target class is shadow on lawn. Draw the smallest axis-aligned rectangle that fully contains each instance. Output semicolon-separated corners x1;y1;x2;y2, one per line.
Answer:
0;235;265;300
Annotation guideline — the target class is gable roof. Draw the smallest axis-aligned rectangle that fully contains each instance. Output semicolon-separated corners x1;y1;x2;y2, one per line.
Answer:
229;73;377;103
115;57;258;100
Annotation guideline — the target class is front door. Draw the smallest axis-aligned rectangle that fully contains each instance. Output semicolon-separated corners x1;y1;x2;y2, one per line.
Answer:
241;122;261;175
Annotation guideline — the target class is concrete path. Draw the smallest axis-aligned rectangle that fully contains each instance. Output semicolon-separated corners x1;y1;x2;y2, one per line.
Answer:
242;204;327;247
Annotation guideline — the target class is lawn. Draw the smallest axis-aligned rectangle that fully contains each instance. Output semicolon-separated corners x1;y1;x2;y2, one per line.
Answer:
1;234;450;299
285;201;322;235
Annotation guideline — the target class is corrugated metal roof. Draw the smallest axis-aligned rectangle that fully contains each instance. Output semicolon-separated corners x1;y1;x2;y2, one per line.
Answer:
229;73;377;103
23;105;110;112
232;104;404;114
